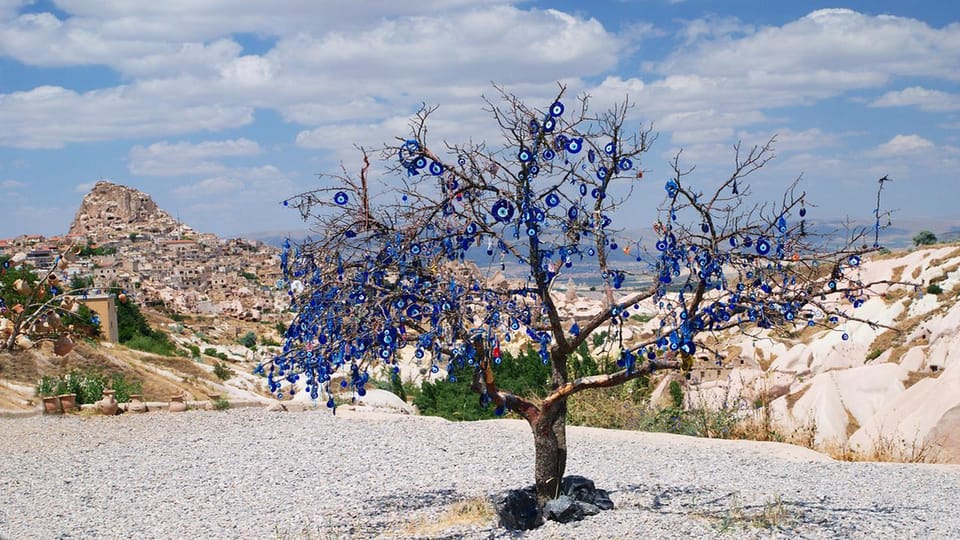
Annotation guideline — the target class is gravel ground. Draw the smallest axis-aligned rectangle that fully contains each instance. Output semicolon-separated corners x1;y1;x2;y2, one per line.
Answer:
1;407;959;539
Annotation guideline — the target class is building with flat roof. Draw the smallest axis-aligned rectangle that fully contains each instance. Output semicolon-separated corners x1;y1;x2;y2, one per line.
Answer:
75;294;119;343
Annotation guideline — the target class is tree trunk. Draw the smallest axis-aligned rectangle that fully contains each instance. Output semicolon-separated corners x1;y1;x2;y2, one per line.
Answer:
532;402;568;503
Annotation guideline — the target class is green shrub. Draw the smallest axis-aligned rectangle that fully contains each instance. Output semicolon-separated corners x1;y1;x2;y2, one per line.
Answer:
35;371;141;404
415;348;550;421
927;283;943;295
238;331;257;349
213;397;231;410
186;344;200;358
203;347;218;356
213;361;233;381
125;333;177;356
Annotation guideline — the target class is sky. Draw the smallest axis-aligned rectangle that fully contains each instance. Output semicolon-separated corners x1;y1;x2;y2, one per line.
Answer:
0;1;958;241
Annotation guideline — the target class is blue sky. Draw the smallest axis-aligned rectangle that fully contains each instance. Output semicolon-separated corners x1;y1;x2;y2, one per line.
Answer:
0;1;958;241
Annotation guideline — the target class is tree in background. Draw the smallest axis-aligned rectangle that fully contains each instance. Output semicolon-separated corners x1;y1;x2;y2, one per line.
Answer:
1;249;99;354
913;230;937;246
265;86;901;511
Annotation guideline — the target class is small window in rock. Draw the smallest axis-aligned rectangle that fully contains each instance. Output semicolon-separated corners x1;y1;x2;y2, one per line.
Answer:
931;365;940;373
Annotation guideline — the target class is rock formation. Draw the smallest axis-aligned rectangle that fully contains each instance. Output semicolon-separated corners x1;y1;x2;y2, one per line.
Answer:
68;180;191;240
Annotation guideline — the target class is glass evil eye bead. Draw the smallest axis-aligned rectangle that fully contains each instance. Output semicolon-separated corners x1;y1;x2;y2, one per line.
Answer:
848;255;861;266
491;199;515;222
755;237;771;256
414;156;428;169
549;101;564;117
429;161;444;175
518;148;534;162
579;183;587;197
545;193;560;208
618;158;633;170
567;207;579;220
333;191;349;205
410;243;421;255
604;142;616;155
596;167;608;181
542;149;556;161
543;118;556;132
566;138;583;154
529;119;540;134
588;149;596;163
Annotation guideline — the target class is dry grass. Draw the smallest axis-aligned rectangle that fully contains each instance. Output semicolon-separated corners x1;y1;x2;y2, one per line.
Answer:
890;264;906;282
402;496;496;537
702;492;795;533
911;266;922;279
903;368;943;390
824;432;943;464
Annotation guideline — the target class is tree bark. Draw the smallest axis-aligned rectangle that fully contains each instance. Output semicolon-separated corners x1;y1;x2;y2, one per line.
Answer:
532;401;568;503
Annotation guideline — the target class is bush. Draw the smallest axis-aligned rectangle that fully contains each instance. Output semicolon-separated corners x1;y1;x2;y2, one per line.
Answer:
213;361;233;381
415;348;549;421
125;333;177;356
927;283;943;295
186;344;200;358
203;347;218;356
238;331;257;349
35;371;141;404
913;230;937;246
213;396;231;410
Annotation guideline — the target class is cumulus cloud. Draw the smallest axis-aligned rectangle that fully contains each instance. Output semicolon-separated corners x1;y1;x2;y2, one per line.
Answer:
0;85;253;148
870;87;960;112
0;179;25;189
129;138;261;176
875;134;935;156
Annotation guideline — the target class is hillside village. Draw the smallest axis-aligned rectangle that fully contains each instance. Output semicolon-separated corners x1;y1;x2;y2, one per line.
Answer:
0;181;284;322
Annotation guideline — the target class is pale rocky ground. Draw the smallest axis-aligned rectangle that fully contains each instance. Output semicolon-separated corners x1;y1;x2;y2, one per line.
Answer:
1;408;959;539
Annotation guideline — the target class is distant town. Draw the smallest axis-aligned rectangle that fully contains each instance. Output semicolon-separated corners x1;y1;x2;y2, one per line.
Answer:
0;181;285;323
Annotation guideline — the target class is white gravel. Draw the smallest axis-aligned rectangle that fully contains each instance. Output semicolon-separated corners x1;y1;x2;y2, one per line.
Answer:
1;407;959;539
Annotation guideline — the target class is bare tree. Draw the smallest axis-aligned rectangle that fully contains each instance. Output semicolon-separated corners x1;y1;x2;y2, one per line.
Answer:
265;85;903;513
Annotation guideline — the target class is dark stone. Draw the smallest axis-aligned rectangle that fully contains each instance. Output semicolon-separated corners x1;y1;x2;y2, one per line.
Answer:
492;486;543;530
543;495;584;524
591;488;615;510
576;501;601;516
561;475;596;496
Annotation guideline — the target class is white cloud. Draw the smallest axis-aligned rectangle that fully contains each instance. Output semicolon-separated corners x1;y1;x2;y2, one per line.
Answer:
128;138;261;176
0;85;253;148
870;87;960;112
172;176;244;198
74;180;100;193
0;179;25;189
875;134;935;156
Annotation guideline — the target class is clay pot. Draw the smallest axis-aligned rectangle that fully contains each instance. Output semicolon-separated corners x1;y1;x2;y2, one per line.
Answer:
168;394;187;413
42;396;62;414
128;394;148;413
57;393;77;412
14;334;33;350
53;335;74;356
97;389;118;416
13;279;31;296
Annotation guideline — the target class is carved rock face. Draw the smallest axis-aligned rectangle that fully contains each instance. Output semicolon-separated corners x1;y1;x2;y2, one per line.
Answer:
68;181;182;238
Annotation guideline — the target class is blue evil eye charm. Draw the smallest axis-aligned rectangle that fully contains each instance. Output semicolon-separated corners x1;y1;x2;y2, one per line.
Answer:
567;207;579;220
587;248;596;256
494;405;506;416
604;142;616;155
542;149;555;161
543;118;556;132
656;240;667;251
618;158;632;170
570;323;580;336
701;223;710;234
841;333;849;341
828;280;837;290
414;156;428;169
665;180;678;197
755;237;771;256
578;183;587;197
491;199;515;222
588;149;596;163
848;255;861;266
333;191;349;205
799;207;807;217
282;200;289;206
596;167;608;181
743;236;753;248
566;138;583;154
545;193;560;208
458;156;466;166
591;188;603;199
429;161;444;175
550;101;564;117
729;237;738;247
529;119;539;134
518;148;533;162
410;243;421;255
777;216;787;233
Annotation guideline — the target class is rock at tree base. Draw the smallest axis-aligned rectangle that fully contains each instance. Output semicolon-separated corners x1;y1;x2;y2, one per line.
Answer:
493;475;614;530
492;486;542;530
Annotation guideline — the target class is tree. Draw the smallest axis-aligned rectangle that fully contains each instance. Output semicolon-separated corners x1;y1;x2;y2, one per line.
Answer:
264;86;902;511
1;248;98;354
913;230;937;246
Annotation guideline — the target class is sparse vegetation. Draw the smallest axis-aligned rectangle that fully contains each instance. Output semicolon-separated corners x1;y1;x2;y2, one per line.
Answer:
913;230;938;246
213;361;234;381
927;283;943;295
36;370;142;404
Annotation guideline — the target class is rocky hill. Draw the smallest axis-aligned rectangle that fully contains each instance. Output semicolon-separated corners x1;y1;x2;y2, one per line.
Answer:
68;180;193;241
